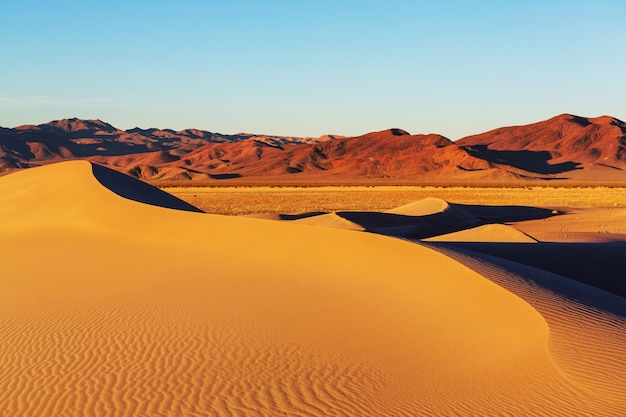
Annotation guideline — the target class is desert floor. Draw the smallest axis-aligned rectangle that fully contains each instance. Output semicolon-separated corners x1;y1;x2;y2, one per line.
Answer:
1;161;625;416
162;184;626;215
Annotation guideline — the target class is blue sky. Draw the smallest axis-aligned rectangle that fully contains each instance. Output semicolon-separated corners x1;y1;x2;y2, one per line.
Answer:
1;1;625;139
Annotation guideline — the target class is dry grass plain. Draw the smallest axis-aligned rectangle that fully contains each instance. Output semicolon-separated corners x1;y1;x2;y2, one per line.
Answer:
162;185;626;215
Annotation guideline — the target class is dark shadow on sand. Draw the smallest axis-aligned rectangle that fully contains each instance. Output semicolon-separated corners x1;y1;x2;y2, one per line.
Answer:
91;163;204;213
425;241;626;317
451;203;555;223
333;204;554;240
337;211;479;239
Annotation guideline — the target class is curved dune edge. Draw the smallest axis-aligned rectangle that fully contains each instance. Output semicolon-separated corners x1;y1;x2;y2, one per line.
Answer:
291;212;366;230
427;243;626;413
0;161;623;415
424;223;538;242
91;162;204;212
385;197;451;216
244;212;365;231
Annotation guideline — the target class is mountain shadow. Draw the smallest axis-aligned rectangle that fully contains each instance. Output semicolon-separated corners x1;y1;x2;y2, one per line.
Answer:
461;145;581;175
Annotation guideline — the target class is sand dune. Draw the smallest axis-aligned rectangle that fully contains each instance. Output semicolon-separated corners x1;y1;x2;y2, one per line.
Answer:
291;212;366;231
264;197;552;241
245;212;365;230
512;206;626;242
431;241;626;297
1;161;625;415
91;163;203;212
428;243;626;414
245;197;481;238
424;223;537;242
385;196;453;216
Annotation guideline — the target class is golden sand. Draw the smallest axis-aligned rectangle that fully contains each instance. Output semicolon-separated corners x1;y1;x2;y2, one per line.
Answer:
1;161;625;416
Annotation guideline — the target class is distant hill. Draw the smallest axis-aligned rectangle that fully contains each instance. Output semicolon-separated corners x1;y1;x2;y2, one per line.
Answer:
1;115;625;183
456;114;626;181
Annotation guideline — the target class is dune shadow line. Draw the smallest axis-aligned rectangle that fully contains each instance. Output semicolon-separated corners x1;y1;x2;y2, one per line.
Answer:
425;241;626;317
91;163;204;213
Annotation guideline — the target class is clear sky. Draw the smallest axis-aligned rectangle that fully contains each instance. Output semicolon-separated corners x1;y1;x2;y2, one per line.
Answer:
1;0;625;139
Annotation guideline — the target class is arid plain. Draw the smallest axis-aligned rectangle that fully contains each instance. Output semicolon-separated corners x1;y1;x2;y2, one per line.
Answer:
163;184;626;215
2;114;626;416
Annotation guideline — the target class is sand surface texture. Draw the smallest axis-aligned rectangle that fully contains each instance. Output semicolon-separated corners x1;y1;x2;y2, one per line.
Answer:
1;161;625;416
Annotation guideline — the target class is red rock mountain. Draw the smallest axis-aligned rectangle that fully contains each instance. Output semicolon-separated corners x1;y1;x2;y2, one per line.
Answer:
456;114;626;180
1;115;625;183
166;129;492;181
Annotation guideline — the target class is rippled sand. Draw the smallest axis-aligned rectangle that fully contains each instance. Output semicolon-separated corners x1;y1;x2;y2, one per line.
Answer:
1;161;625;416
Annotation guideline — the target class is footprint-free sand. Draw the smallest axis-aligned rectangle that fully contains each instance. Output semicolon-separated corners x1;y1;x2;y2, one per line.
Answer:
1;161;625;416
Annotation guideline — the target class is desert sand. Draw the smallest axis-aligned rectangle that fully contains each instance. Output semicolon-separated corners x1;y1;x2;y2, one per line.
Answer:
1;160;625;416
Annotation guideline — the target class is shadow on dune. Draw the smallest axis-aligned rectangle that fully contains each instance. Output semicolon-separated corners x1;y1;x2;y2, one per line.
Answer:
333;204;554;240
279;212;326;220
452;203;555;223
426;242;626;315
337;211;478;239
461;145;581;175
91;163;204;213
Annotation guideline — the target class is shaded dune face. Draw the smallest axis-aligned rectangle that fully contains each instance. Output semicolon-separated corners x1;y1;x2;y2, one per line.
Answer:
429;244;626;413
275;197;554;240
429;241;626;298
91;162;203;212
1;161;625;416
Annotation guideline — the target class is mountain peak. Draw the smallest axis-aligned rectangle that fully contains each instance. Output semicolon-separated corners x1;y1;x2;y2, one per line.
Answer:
588;115;626;126
41;118;119;134
548;114;625;128
388;128;411;136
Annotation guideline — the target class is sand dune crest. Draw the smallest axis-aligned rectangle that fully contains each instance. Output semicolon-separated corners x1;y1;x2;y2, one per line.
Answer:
291;212;366;230
91;162;203;212
385;197;451;216
424;223;537;242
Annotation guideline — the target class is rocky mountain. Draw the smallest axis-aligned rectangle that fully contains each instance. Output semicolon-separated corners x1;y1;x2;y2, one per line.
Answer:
456;114;626;180
1;115;625;183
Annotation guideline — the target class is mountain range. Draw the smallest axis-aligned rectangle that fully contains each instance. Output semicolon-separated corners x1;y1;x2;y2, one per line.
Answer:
1;114;625;183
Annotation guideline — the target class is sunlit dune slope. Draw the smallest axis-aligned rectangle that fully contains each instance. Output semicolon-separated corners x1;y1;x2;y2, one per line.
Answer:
0;161;624;416
385;196;454;216
291;212;366;230
424;223;537;242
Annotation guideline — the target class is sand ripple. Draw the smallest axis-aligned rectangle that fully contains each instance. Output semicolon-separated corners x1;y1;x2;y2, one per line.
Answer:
2;161;625;416
429;243;626;414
